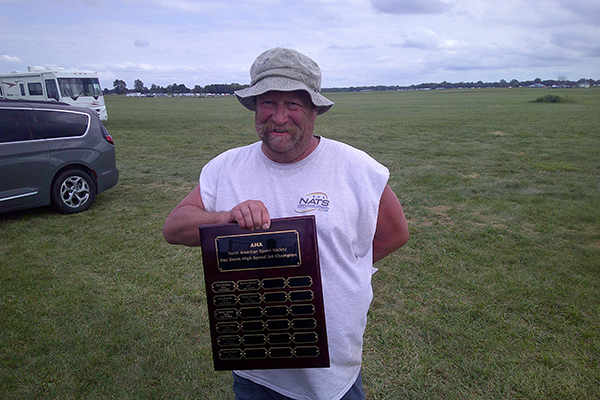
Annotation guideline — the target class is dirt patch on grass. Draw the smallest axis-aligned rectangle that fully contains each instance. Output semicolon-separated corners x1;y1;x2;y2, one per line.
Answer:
427;205;454;226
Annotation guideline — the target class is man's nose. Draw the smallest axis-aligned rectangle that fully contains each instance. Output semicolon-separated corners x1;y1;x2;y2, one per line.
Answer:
271;103;289;125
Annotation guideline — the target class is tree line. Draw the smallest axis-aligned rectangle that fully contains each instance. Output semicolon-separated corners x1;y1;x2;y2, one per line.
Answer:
105;77;599;95
325;77;599;92
105;79;249;95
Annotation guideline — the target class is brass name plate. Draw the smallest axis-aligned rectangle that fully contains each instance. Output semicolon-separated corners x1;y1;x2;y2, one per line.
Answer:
199;215;329;371
216;230;301;271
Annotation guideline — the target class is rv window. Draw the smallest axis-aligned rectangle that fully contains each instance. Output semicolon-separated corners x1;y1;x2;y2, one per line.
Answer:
45;80;59;101
28;82;44;96
84;78;102;99
0;109;36;143
58;78;102;100
32;109;89;139
20;84;26;96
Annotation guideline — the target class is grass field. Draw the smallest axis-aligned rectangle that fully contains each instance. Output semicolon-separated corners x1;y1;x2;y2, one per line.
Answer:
1;88;599;399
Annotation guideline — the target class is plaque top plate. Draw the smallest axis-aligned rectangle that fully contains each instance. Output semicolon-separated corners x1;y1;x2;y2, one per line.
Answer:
215;230;301;272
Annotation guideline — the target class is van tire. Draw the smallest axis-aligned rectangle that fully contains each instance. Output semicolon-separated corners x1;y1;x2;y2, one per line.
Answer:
51;169;96;214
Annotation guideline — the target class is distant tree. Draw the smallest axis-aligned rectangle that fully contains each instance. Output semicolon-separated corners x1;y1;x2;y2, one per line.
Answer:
134;79;147;93
166;83;190;94
203;83;249;94
204;84;230;94
179;83;191;93
113;79;127;95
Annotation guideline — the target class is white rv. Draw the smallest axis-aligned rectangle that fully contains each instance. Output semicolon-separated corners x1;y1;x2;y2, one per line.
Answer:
0;66;108;121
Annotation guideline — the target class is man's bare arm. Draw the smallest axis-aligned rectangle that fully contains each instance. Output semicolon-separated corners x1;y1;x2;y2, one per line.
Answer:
163;185;271;247
372;185;409;263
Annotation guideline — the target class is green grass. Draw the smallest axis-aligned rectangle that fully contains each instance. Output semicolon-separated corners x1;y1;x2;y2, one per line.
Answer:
2;88;599;399
532;94;576;103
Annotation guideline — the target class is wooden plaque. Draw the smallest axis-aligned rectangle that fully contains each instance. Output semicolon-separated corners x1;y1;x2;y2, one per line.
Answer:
199;215;329;371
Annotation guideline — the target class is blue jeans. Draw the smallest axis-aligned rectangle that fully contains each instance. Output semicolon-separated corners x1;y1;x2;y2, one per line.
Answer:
232;371;365;400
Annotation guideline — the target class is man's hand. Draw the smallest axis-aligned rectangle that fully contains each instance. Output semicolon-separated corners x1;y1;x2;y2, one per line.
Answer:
163;186;272;246
226;200;271;231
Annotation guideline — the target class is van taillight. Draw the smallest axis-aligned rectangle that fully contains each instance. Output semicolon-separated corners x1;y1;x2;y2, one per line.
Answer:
100;123;114;145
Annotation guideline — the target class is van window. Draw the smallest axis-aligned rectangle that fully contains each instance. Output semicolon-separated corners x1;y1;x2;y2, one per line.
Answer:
28;82;44;96
45;79;59;101
0;109;36;143
32;109;89;139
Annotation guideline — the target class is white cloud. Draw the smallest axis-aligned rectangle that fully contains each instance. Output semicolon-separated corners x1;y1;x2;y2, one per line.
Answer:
134;38;149;48
151;0;213;13
1;55;22;63
555;0;600;23
370;0;450;14
395;29;463;50
0;0;597;87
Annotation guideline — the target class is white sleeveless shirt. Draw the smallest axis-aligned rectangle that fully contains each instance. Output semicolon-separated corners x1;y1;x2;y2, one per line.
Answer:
200;137;389;400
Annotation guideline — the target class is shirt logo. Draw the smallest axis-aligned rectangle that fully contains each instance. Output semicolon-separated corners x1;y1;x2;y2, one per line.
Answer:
295;192;330;213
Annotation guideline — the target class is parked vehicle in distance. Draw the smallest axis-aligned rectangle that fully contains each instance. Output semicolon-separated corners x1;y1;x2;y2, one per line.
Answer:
0;99;118;214
0;66;108;121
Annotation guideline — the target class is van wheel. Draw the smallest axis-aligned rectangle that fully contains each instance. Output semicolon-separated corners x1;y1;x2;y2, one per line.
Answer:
51;170;96;214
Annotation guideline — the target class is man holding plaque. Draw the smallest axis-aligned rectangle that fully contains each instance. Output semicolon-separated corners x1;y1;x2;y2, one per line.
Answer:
163;47;409;400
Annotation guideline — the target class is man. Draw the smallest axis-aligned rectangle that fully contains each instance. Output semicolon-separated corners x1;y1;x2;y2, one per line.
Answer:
163;47;409;400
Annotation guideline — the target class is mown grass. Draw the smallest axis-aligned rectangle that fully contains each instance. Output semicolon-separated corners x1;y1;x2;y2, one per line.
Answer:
1;88;599;399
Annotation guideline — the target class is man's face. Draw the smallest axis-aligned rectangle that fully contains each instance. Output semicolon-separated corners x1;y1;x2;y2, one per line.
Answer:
255;90;318;163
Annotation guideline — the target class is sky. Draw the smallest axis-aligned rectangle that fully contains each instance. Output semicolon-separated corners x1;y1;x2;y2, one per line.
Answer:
1;0;599;90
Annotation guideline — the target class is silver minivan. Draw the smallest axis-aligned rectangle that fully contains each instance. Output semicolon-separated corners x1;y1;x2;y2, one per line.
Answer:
0;99;118;214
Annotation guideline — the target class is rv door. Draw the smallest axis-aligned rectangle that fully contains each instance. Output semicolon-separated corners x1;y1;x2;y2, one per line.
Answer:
45;79;59;101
